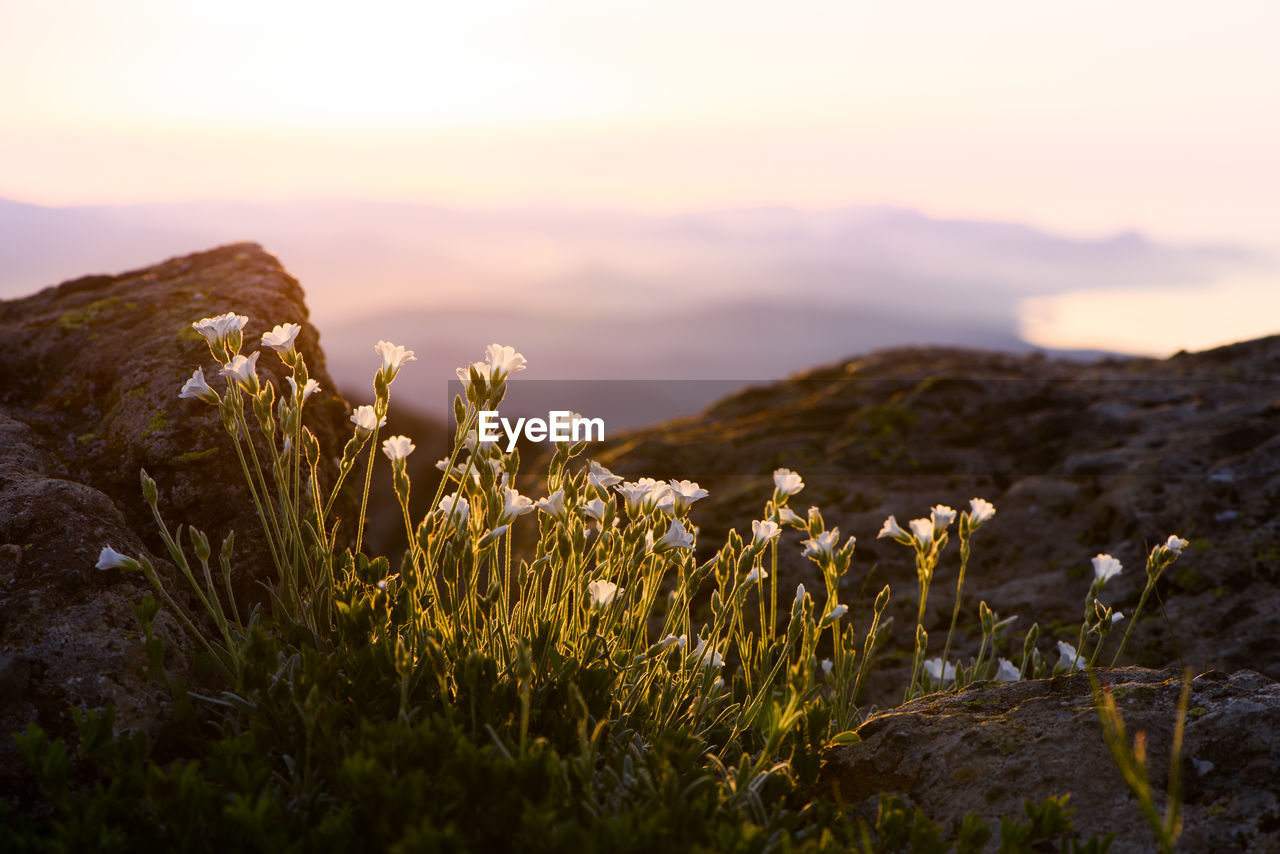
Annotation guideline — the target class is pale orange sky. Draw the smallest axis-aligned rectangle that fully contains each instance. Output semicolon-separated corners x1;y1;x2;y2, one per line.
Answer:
2;0;1279;352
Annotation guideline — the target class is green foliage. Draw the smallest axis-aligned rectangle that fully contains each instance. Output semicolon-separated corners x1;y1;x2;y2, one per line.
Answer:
852;794;1111;854
1092;670;1189;854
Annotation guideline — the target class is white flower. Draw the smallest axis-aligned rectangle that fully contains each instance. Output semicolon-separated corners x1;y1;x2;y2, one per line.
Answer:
1092;554;1123;584
178;367;219;404
823;603;848;622
95;545;138;571
485;343;527;382
586;461;623;490
587;579;619;608
350;404;386;438
438;493;470;525
381;435;415;463
1111;611;1125;624
658;633;686;651
924;657;956;685
793;583;807;607
751;519;781;547
616;478;667;513
457;361;492;390
261;323;301;355
374;340;416;381
743;566;768;585
820;659;834;678
220;351;261;393
802;529;840;560
773;468;804;497
499;486;535;524
1164;535;1189;555
462;428;499;456
609;481;645;514
286;376;321;402
192;312;248;353
1057;640;1086;671
877;515;909;542
931;505;957;536
583;497;610;522
692;636;724;669
667;479;709;510
435;457;468;480
968;498;996;527
535;489;570;521
995;658;1020;683
908;518;934;548
653;518;694;553
777;506;804;527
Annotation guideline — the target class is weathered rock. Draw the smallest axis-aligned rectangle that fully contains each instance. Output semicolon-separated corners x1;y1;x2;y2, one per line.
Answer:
0;243;351;799
596;341;1280;698
820;667;1280;852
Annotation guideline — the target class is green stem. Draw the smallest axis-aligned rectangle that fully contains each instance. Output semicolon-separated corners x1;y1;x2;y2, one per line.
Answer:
939;536;970;690
354;422;381;555
1112;582;1155;666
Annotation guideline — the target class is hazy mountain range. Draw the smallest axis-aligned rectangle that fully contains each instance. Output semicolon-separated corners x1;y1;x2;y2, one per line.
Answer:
0;197;1258;427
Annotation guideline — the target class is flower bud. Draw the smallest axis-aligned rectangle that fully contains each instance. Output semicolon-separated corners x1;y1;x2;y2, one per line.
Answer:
140;469;158;506
190;526;211;563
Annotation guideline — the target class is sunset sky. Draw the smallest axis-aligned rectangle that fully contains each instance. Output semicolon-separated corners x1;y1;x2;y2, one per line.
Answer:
3;0;1278;354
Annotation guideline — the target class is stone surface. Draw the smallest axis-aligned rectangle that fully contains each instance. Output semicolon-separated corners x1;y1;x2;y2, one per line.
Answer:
0;243;352;798
820;667;1280;852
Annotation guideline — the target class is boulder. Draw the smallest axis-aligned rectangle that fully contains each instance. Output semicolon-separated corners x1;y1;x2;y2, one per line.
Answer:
820;667;1280;852
0;243;351;798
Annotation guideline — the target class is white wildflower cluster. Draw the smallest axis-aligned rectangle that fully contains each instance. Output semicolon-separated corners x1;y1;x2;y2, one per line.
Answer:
874;498;1001;696
113;310;1212;770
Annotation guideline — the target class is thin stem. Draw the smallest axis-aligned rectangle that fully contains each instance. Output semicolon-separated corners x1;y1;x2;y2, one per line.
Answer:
939;535;971;689
354;422;381;555
1112;581;1155;666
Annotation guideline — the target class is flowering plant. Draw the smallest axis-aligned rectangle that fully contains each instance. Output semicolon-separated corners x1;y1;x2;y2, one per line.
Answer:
78;311;1193;851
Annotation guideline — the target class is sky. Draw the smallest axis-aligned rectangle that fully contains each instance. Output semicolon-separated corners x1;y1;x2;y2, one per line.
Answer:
2;0;1278;354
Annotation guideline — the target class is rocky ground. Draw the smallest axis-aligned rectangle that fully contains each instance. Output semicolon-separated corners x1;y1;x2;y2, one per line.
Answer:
820;666;1280;852
0;244;352;799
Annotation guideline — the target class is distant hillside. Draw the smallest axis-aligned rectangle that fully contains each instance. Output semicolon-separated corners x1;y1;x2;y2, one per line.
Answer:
4;197;1263;425
325;301;1106;431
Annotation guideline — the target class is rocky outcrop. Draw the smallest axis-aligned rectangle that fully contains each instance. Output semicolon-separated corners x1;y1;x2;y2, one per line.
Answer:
596;341;1280;698
0;243;351;797
820;667;1280;852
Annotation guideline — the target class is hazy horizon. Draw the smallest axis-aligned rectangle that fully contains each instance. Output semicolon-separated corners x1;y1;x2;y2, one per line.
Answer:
3;1;1277;384
1;194;1270;362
